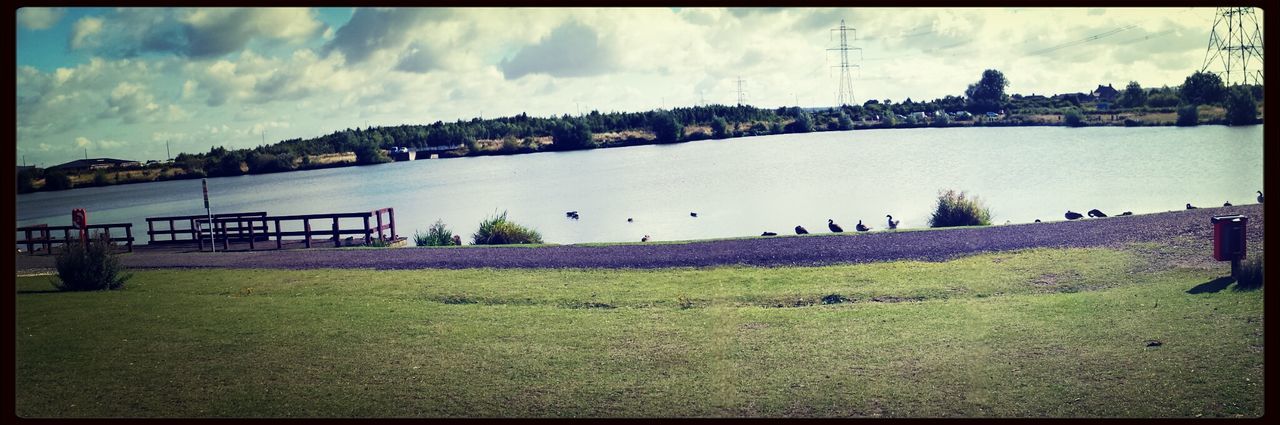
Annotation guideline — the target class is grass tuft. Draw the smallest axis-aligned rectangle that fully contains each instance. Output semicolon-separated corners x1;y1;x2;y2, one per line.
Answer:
929;189;992;228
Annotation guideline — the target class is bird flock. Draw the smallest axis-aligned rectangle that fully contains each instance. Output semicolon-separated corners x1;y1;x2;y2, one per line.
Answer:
565;190;1261;243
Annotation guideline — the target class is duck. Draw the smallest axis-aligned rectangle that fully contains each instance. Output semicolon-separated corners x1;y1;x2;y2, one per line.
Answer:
1258;191;1264;203
795;225;809;235
886;214;900;229
1065;211;1083;220
627;218;633;222
1223;201;1233;207
690;212;698;218
565;211;578;217
641;235;650;242
1087;209;1107;218
1120;211;1133;216
1186;203;1198;210
761;231;777;237
855;220;871;232
828;219;844;233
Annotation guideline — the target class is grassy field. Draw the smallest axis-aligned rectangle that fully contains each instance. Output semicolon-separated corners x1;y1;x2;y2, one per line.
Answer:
15;246;1263;417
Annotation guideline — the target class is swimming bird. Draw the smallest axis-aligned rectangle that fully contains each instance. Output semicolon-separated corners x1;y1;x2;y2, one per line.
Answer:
1120;211;1133;216
627;218;633;222
570;213;579;220
1224;201;1233;207
1087;209;1107;218
1257;191;1264;203
795;225;809;235
855;220;871;232
761;231;777;237
828;219;844;233
690;212;698;218
641;235;650;242
886;215;900;229
565;211;577;217
1065;211;1083;220
1186;203;1198;210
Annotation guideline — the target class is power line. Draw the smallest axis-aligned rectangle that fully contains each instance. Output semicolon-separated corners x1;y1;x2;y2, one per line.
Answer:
1026;25;1138;56
736;76;748;106
1201;7;1264;85
828;18;862;107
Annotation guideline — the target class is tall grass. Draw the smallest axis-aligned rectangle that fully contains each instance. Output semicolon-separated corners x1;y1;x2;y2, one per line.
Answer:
929;189;992;228
472;211;543;245
52;233;132;291
1235;252;1263;290
415;219;456;247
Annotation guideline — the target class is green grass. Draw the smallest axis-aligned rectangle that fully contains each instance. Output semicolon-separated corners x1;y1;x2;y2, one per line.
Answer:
15;247;1262;417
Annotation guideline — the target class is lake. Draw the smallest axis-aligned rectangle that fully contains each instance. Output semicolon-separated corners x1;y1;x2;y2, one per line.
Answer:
16;125;1265;245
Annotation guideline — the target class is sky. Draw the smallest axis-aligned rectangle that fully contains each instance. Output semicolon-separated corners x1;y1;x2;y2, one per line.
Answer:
14;7;1243;167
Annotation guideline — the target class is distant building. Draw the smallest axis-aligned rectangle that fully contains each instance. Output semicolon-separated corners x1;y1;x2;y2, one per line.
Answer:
1091;84;1120;101
48;158;141;172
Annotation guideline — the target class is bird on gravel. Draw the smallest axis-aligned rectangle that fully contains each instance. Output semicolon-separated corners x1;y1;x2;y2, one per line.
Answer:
855;220;871;232
795;225;809;235
828;219;844;233
1120;211;1133;216
1186;203;1198;210
1224;201;1233;207
1034;219;1042;223
761;231;777;236
1065;211;1084;220
452;235;462;245
886;215;900;229
1258;191;1264;203
690;212;698;218
641;235;650;242
1087;209;1108;218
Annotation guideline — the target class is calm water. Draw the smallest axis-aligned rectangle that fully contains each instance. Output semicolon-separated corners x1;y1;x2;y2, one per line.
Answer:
16;126;1265;245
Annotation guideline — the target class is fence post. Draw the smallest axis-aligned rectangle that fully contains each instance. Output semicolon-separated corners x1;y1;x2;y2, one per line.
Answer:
43;227;52;253
147;220;155;244
332;217;341;247
375;211;384;241
275;218;283;250
125;224;133;252
247;219;255;251
24;229;33;255
221;220;229;251
364;215;372;245
389;208;397;240
304;219;312;248
198;219;205;251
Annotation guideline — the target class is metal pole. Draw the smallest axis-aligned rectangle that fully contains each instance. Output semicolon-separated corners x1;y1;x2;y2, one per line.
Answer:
203;178;215;252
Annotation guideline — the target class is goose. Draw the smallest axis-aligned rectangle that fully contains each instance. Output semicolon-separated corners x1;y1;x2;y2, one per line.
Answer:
855;220;871;232
690;212;698;218
795;225;809;235
1223;201;1233;207
641;235;650;242
1120;211;1133;216
452;235;462;245
828;219;844;233
1034;219;1041;223
627;218;633;222
1257;191;1264;203
1186;203;1198;210
886;215;900;229
1065;211;1083;220
1087;209;1107;218
570;213;580;220
761;231;777;237
565;211;578;217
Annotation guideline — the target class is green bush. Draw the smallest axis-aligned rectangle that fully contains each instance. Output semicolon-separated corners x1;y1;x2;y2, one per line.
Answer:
52;233;132;291
550;118;596;150
43;170;72;191
354;143;392;164
928;189;992;228
1235;252;1263;290
1062;108;1085;127
710;116;730;139
415;219;456;246
1225;86;1258;126
472;211;543;245
1176;104;1199;126
650;111;683;143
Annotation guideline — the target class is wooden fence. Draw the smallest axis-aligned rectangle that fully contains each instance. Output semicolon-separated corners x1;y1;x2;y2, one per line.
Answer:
193;208;396;252
146;212;268;244
16;223;134;254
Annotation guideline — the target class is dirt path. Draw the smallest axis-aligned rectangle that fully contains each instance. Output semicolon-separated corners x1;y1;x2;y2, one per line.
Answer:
15;204;1263;271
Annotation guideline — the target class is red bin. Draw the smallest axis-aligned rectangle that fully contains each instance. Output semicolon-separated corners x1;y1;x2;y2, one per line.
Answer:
1211;215;1247;261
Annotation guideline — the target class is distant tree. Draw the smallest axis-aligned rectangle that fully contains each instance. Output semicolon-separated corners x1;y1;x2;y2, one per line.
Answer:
353;143;391;165
1063;108;1086;127
550;118;596;150
964;69;1009;113
44;170;72;191
1225;85;1259;125
650;111;683;143
1119;81;1147;108
710;116;730;139
1176;104;1199;126
92;170;109;186
785;111;814;133
837;112;855;130
213;150;247;176
17;169;36;193
1180;71;1226;105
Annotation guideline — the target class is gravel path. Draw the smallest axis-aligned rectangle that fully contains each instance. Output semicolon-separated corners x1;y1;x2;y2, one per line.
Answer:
15;204;1263;271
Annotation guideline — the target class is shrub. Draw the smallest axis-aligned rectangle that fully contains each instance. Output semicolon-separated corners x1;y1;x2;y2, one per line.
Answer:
43;170;72;191
472;211;543;245
1225;86;1258;126
550;118;596;150
785;112;814;133
710;116;730;139
650;111;683;143
415;219;456;246
932;113;951;126
354;143;391;164
837;112;855;130
1176;104;1199;126
1062;108;1086;127
1235;252;1263;290
92;170;109;186
52;233;132;291
928;189;992;228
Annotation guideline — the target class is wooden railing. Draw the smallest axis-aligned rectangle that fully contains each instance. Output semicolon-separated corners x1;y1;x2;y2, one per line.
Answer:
146;212;267;244
194;208;396;251
15;223;134;254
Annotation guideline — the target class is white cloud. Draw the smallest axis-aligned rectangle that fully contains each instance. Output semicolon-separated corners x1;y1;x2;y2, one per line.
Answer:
68;8;326;59
70;16;104;49
18;7;65;30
